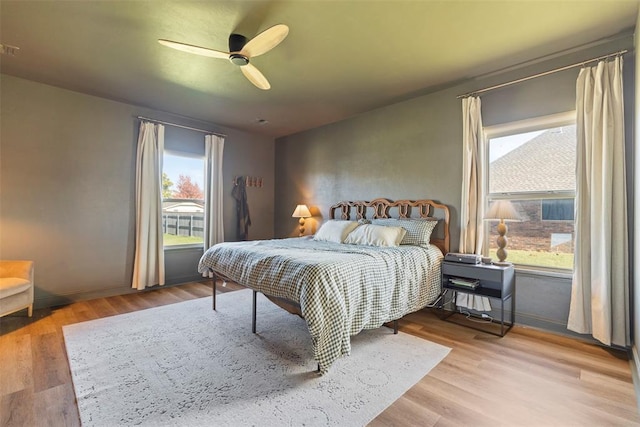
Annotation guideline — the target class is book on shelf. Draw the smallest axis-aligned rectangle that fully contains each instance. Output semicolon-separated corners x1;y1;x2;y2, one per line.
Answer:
448;277;480;290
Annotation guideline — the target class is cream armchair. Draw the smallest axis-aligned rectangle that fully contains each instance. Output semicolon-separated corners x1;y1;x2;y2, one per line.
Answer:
0;260;34;318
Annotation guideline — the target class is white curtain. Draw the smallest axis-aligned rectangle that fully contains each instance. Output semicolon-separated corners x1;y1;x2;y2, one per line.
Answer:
458;96;490;311
567;56;629;347
459;96;486;255
203;134;225;271
132;122;165;290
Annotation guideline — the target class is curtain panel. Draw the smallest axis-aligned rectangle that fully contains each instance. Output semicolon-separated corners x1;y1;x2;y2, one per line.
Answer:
202;134;225;277
458;96;491;311
459;96;486;255
132;122;165;290
567;56;629;347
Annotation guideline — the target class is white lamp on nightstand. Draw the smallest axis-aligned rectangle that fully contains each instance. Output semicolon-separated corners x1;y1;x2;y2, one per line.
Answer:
485;200;520;266
292;204;311;236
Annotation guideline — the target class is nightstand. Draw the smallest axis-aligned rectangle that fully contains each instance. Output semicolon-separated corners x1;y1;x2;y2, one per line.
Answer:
440;261;515;336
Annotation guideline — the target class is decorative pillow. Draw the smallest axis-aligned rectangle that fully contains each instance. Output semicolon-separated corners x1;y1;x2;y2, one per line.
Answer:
313;220;359;243
371;218;438;245
357;218;372;225
344;224;407;247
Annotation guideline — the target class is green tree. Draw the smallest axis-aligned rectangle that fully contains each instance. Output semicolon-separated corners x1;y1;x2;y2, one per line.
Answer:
162;172;174;199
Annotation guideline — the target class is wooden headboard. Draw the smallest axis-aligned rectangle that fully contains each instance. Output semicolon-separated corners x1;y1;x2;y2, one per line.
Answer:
329;198;450;254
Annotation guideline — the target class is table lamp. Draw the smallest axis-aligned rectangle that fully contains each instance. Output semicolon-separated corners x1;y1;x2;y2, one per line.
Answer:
485;200;520;265
292;204;311;236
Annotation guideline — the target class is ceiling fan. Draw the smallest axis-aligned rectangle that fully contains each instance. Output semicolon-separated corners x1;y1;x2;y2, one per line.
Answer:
158;24;289;90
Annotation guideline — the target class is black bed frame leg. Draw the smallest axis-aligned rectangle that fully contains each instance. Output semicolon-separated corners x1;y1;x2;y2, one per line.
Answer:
252;290;257;333
394;319;398;334
212;272;217;311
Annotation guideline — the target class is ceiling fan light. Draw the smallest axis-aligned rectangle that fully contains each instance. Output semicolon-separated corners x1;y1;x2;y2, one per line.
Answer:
229;53;249;66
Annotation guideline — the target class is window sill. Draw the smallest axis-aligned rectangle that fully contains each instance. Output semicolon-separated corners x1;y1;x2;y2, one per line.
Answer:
514;266;572;280
163;244;204;252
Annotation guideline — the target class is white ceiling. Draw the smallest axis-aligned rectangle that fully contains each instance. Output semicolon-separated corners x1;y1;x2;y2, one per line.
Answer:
1;1;637;138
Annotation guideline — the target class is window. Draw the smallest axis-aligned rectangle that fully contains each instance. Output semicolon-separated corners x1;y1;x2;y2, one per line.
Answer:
485;112;576;270
541;199;574;221
162;152;205;248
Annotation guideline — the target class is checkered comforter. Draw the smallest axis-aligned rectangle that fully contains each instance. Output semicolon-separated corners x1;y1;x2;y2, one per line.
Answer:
198;237;443;373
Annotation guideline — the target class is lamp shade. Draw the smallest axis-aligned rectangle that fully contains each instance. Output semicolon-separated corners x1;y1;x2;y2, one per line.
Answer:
292;204;311;218
485;200;520;221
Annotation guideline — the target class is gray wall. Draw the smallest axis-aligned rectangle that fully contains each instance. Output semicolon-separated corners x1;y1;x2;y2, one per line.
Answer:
634;9;640;373
274;35;635;337
0;74;275;307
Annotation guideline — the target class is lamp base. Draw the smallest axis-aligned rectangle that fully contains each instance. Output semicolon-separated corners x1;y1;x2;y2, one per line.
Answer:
492;261;512;267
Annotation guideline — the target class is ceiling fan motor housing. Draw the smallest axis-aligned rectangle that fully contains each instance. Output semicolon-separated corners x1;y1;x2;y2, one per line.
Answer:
229;33;249;65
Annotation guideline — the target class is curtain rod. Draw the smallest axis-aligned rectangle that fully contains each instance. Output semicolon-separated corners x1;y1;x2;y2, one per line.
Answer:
457;49;628;99
136;116;226;138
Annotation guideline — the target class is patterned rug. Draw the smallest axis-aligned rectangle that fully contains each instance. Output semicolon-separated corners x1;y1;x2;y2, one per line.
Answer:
63;289;450;426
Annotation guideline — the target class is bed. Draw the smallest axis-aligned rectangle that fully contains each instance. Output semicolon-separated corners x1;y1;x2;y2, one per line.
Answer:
198;198;450;373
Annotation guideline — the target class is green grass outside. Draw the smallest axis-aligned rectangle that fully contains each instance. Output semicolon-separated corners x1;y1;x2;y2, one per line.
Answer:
163;233;203;246
488;249;573;270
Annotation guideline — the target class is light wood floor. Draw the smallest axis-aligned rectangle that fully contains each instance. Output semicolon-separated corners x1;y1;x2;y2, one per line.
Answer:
1;281;638;426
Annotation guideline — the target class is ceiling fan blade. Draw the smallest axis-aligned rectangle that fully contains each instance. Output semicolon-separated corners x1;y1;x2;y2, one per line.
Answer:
240;24;289;58
158;39;229;59
240;64;270;90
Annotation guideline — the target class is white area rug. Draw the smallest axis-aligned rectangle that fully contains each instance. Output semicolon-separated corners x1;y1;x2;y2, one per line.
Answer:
63;290;450;426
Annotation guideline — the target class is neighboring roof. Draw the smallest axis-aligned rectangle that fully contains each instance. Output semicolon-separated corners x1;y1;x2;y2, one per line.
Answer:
162;200;204;213
490;126;576;194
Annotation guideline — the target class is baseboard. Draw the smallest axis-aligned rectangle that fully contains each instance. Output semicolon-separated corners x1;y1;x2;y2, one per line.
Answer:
514;311;572;336
442;304;602;343
35;286;138;309
35;274;208;309
165;274;204;286
631;346;640;411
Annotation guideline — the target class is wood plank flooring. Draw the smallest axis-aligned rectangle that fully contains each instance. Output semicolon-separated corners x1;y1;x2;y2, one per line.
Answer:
1;281;637;426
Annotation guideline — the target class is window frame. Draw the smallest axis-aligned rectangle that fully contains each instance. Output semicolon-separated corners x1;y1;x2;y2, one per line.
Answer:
162;149;206;250
483;111;576;272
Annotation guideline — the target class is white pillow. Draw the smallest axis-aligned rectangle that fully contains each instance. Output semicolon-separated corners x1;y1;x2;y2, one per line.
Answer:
344;224;407;247
313;220;359;243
